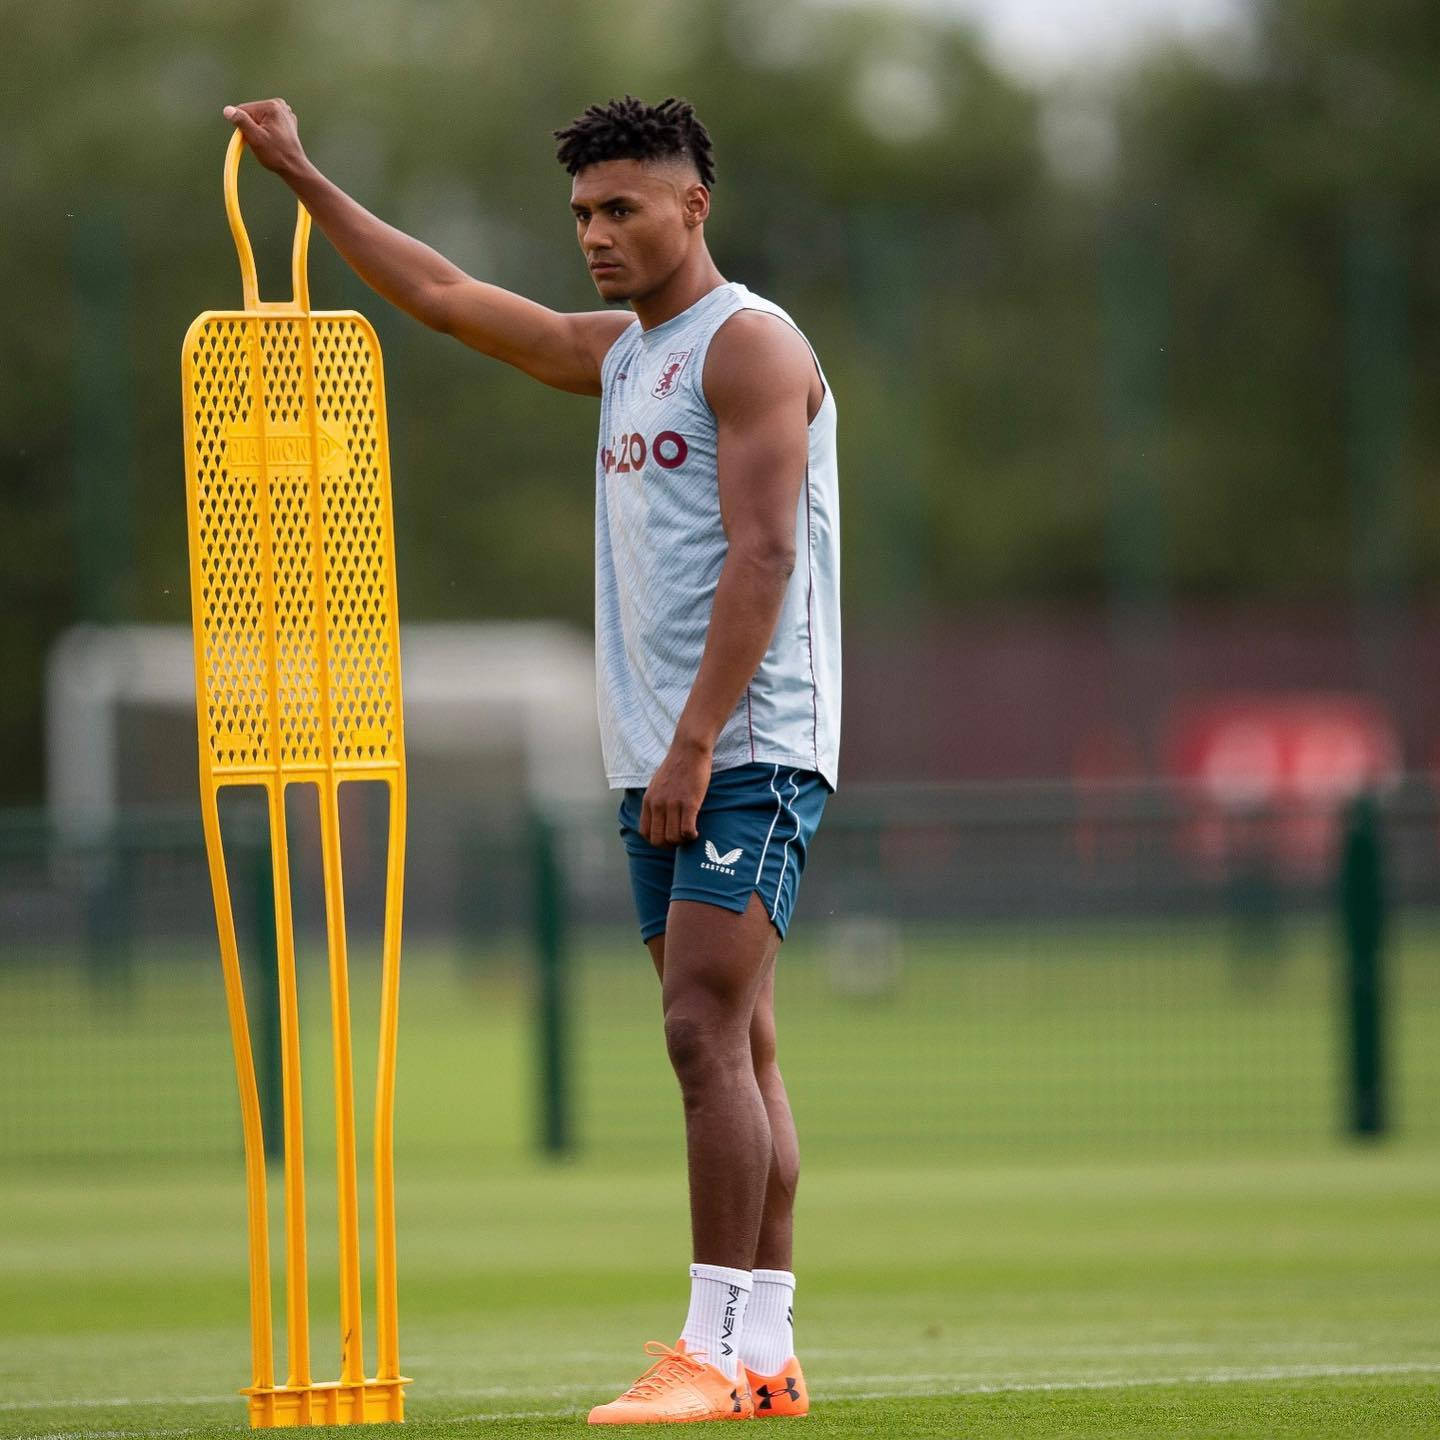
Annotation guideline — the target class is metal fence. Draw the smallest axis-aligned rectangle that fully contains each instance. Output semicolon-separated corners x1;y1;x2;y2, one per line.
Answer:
2;781;1437;1170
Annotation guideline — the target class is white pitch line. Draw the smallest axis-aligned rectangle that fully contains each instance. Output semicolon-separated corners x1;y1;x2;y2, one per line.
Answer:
9;1361;1439;1439
831;1361;1440;1402
15;1432;154;1440
0;1398;233;1414
447;1364;1440;1424
451;1406;588;1424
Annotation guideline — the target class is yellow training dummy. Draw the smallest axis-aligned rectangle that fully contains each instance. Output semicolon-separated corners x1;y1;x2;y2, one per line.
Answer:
179;129;409;1428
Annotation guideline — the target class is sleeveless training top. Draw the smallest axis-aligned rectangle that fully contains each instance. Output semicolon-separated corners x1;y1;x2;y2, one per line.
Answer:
594;281;841;791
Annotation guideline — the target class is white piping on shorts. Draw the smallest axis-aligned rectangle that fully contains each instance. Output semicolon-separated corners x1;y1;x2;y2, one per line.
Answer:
771;769;802;921
754;764;785;884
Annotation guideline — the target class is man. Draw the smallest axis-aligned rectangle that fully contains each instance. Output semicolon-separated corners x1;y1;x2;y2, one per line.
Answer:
223;93;840;1425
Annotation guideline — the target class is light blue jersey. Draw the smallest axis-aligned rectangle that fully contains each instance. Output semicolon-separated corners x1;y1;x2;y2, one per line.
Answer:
595;282;840;791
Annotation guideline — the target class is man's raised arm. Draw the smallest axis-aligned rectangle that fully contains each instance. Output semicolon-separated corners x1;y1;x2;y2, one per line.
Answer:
223;99;629;396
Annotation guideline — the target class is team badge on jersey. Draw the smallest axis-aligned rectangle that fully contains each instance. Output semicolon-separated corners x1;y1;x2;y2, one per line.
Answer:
652;350;692;399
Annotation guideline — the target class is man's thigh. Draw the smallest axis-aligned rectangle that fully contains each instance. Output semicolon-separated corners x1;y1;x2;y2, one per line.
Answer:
648;916;780;1054
660;894;781;1017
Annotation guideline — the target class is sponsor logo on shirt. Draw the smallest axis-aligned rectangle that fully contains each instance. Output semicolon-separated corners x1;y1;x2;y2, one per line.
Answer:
599;430;689;474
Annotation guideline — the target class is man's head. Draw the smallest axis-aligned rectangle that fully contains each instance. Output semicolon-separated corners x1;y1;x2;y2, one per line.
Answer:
554;96;716;303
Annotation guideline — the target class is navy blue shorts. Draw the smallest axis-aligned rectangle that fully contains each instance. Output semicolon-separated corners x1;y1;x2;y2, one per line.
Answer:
618;762;830;943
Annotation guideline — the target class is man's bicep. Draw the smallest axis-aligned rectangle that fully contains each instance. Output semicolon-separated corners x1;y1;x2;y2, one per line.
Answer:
434;278;630;395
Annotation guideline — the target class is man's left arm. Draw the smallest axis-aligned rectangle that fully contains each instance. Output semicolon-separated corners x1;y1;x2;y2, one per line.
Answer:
638;312;815;848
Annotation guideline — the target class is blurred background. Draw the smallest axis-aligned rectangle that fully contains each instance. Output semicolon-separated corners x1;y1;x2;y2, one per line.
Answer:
3;0;1439;1430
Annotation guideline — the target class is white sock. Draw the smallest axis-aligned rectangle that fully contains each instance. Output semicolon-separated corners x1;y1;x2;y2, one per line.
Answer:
739;1269;796;1374
679;1263;751;1381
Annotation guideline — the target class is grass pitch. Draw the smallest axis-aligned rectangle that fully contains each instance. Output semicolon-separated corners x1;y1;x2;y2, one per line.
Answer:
3;1148;1437;1438
2;921;1438;1436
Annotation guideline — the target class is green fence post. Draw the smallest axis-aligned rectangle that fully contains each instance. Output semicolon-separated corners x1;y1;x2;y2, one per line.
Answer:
1337;792;1386;1138
533;810;573;1156
244;820;285;1163
71;209;136;625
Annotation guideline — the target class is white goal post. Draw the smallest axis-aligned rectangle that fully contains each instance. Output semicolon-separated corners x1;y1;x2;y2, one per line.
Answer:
45;621;607;843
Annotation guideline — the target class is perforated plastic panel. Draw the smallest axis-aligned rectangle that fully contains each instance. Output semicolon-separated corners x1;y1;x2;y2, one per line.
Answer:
182;311;403;782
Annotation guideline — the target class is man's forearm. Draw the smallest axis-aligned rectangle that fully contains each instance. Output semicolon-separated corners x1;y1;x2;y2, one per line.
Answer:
281;158;465;330
673;549;793;754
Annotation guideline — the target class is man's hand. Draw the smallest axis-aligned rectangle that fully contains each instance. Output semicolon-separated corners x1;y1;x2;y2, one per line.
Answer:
223;99;308;180
640;738;713;848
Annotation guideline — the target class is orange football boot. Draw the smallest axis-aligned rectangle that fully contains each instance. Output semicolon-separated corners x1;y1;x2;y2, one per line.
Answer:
589;1340;753;1425
744;1358;808;1418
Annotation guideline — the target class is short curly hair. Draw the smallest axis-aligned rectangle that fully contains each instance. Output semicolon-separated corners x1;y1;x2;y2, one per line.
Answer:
553;95;716;189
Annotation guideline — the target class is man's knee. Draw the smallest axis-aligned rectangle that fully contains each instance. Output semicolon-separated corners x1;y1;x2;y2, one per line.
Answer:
664;1003;748;1090
663;1008;706;1079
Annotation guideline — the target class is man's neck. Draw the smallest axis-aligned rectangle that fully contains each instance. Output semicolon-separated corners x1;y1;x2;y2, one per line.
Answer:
631;249;727;332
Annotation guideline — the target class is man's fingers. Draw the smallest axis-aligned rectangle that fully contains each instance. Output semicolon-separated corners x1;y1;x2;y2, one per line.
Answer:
641;783;705;847
223;100;293;132
223;106;261;140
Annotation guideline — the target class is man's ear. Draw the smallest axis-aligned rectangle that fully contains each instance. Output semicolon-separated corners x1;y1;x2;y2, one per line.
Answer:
684;183;710;228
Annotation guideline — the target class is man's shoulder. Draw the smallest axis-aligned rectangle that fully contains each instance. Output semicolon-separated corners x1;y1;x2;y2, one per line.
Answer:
703;304;816;415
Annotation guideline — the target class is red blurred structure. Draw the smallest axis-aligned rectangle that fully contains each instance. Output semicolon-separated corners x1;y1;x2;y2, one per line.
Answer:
1164;695;1401;877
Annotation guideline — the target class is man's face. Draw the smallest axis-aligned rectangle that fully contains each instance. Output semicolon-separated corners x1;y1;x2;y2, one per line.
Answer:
570;157;706;303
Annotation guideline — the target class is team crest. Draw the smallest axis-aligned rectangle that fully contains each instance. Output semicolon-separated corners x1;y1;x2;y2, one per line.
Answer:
652;350;692;399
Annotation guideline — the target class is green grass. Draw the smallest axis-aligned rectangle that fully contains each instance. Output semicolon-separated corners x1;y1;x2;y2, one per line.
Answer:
2;918;1439;1436
1;1150;1438;1437
5;917;1440;1165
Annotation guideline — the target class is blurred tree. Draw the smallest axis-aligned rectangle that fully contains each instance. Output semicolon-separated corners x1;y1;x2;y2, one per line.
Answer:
2;0;1437;802
1110;0;1440;598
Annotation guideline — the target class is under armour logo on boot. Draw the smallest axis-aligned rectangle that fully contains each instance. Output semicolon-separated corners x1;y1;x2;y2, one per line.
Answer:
756;1379;800;1409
